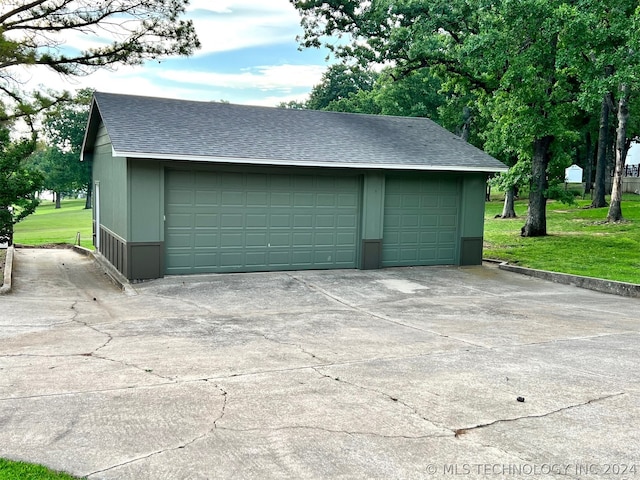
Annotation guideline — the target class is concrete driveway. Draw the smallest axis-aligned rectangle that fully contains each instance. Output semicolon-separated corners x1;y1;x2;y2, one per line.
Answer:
1;248;639;479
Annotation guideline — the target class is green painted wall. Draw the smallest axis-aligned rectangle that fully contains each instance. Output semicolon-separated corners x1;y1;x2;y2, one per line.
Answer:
361;172;385;240
92;133;128;240
128;160;163;243
459;174;487;239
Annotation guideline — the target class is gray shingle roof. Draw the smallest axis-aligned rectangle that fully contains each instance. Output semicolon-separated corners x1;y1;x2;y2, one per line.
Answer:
84;92;506;172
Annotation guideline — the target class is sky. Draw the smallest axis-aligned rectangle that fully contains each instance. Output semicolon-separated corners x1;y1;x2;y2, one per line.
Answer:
22;0;333;107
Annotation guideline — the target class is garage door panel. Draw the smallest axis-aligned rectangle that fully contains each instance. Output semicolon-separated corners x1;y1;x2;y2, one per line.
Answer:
317;194;337;207
315;232;334;246
294;193;314;206
335;249;357;263
338;214;358;228
268;251;291;265
194;233;218;247
269;232;291;246
221;191;243;206
246;214;267;228
246;252;268;266
246;233;267;246
195;214;218;228
270;192;291;206
166;170;360;274
338;194;358;207
219;252;243;268
336;232;357;246
168;213;193;228
270;214;291;228
293;232;313;245
420;215;438;226
166;233;192;248
294;215;313;227
383;175;459;267
247;192;268;206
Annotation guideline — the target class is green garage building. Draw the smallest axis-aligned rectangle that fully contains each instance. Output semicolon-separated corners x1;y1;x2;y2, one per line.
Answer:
81;92;506;280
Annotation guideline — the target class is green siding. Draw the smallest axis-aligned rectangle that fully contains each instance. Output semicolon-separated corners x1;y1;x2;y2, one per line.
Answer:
382;174;460;266
129;160;163;243
92;141;128;240
361;172;385;240
459;174;487;238
165;169;360;274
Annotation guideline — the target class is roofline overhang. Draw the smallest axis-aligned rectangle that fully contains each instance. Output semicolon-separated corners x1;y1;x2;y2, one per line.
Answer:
113;149;509;174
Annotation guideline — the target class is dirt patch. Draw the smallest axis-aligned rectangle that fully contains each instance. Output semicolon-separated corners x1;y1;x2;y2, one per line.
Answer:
14;243;73;249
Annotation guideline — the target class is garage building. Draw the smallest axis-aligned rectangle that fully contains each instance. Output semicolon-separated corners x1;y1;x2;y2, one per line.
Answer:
81;92;507;280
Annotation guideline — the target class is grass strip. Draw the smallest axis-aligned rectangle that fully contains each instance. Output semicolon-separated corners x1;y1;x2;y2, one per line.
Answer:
13;199;93;250
0;458;81;480
484;193;640;284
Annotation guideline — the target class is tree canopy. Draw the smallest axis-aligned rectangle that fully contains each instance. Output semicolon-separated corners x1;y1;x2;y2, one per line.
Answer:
291;0;640;235
0;124;42;245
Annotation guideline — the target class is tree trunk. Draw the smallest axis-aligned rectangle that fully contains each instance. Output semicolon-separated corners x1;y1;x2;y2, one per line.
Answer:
497;187;517;218
85;182;92;209
0;206;13;246
55;192;61;209
521;136;553;237
591;92;613;207
607;84;630;222
584;131;593;195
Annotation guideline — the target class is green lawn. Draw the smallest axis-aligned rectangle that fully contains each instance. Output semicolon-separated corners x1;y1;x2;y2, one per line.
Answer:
13;199;93;250
0;458;80;480
484;193;640;284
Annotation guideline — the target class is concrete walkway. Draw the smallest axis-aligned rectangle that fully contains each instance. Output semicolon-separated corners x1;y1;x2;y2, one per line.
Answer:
1;248;639;479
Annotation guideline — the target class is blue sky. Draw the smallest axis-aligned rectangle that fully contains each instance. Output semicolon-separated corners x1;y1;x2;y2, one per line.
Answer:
26;1;332;106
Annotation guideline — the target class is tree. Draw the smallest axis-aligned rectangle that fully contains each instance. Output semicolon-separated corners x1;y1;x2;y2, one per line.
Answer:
607;84;631;222
564;0;640;210
306;64;378;111
41;89;94;208
0;124;43;245
292;0;640;236
0;0;200;121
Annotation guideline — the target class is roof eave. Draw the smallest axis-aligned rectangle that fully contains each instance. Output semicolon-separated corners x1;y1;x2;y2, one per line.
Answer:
114;150;509;174
80;97;102;162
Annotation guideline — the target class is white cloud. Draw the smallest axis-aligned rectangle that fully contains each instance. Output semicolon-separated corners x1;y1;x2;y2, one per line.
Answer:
157;64;325;92
3;1;326;108
187;1;304;55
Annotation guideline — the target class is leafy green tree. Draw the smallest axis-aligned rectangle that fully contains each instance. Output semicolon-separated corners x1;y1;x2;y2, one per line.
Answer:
307;64;378;110
277;100;307;109
0;124;43;245
292;0;640;236
41;89;94;208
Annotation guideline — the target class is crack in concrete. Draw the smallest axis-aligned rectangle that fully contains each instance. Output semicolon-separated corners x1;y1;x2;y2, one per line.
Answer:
69;301;113;354
311;366;450;434
213;385;228;429
0;381;179;402
288;274;487;350
85;384;228;478
454;392;626;437
259;333;330;364
66;301;177;381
